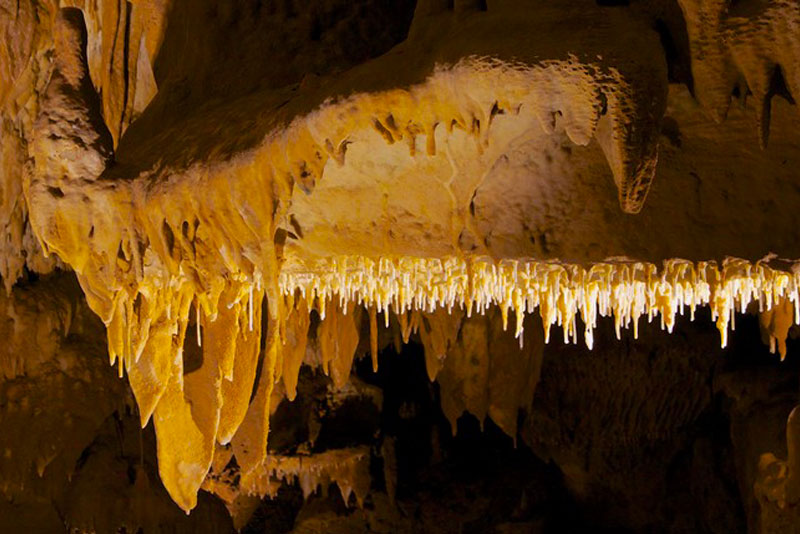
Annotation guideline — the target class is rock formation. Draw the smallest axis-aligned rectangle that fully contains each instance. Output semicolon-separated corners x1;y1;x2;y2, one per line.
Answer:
2;0;800;532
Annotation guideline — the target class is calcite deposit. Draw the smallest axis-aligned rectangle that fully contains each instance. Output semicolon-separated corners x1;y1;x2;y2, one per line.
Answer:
2;0;800;532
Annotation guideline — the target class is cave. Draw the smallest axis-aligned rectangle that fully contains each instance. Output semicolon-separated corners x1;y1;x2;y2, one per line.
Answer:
2;0;800;532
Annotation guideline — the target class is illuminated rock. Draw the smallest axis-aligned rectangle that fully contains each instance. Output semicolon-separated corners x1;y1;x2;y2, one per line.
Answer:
1;0;800;529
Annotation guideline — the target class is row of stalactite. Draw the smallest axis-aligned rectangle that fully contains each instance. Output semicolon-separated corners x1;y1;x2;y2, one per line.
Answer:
90;253;798;511
280;255;800;355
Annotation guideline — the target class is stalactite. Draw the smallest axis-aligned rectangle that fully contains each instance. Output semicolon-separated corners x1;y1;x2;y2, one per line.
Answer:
231;297;277;489
282;298;311;402
419;309;462;382
281;255;800;351
318;299;361;390
760;297;795;361
438;313;490;433
217;286;263;445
